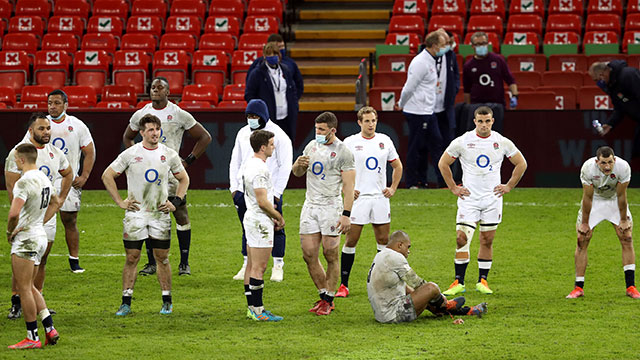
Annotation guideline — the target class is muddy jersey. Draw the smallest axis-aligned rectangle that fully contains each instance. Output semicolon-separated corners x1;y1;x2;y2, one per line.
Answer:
5;141;69;186
302;138;355;206
243;156;274;221
344;133;399;196
12;169;53;241
129;102;197;153
580;156;631;200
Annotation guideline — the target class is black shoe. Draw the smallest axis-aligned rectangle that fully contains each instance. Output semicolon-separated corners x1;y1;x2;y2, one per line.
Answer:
8;304;21;320
69;258;85;273
139;263;156;276
178;264;191;276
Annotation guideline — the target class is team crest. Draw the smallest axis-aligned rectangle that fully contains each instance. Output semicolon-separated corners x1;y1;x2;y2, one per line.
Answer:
167;115;173;121
491;62;497;69
471;67;477;72
49;152;54;159
379;142;385;149
493;142;499;149
68;126;74;132
611;174;616;179
355;145;363;151
160;155;166;163
330;152;336;158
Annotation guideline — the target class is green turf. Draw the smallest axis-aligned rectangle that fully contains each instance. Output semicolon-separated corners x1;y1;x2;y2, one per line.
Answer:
1;188;639;359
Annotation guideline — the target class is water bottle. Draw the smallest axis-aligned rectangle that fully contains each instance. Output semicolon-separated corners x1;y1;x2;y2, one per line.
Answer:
592;120;604;135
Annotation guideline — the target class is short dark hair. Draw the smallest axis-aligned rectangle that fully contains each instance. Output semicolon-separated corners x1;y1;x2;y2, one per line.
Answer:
152;76;169;86
28;112;49;128
139;114;162;130
48;89;68;103
267;33;284;43
474;105;494;118
596;146;615;160
250;130;274;152
315;111;338;129
424;32;444;47
15;143;38;164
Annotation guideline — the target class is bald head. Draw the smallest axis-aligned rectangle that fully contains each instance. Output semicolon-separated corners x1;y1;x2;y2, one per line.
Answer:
388;230;410;246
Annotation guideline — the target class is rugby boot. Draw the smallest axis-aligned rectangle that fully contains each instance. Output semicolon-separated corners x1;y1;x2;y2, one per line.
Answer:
475;279;493;294
566;287;584;299
442;279;466;296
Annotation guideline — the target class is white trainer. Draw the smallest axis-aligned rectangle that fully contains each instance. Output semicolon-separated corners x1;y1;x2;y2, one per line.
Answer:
270;263;284;282
232;265;246;280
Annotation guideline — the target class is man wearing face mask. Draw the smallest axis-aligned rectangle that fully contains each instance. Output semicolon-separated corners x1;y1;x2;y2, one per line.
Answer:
588;61;640;158
230;99;293;282
245;42;300;144
462;32;518;134
395;31;448;189
434;29;461;148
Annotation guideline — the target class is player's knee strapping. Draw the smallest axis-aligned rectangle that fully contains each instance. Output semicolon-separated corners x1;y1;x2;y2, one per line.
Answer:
479;223;498;232
455;223;475;263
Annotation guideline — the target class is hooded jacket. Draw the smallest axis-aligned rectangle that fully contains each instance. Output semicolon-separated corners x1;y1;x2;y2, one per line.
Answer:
605;60;640;128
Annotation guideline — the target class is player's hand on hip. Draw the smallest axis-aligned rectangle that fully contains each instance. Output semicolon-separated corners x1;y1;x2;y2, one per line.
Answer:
382;187;395;198
337;215;351;234
452;186;470;199
353;190;360;200
72;175;88;188
577;223;592;236
119;198;140;211
7;227;23;244
158;200;176;214
494;184;512;197
601;124;612;136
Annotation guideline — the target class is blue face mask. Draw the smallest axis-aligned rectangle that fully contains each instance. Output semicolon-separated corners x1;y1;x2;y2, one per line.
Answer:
247;117;261;130
265;56;279;66
475;45;488;56
50;111;66;120
436;45;450;57
596;80;607;89
279;49;286;58
315;134;329;144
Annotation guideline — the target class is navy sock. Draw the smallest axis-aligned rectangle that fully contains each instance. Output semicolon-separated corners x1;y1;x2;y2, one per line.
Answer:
325;294;334;304
455;262;469;285
162;294;172;304
340;252;355;288
42;315;54;332
11;294;20;306
145;239;156;266
122;296;132;306
177;229;191;265
625;270;635;288
26;321;38;341
575;280;585;289
249;278;264;307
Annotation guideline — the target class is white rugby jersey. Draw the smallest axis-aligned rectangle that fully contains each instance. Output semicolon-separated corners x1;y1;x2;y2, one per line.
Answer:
445;130;520;200
12;169;53;240
580;156;631;200
129;102;197;153
302;138;355;206
5;140;70;185
229;121;293;197
242;156;274;220
344;133;399;196
108;143;185;213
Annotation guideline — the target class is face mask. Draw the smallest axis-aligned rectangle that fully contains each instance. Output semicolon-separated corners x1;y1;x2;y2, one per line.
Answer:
315;134;329;144
436;45;450;57
596;80;607;89
475;45;488;56
279;49;286;58
50;111;66;120
265;56;279;66
247;117;261;130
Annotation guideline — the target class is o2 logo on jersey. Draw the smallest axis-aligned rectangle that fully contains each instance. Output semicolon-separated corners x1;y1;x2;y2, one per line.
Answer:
145;169;162;186
598;185;612;192
479;74;495;87
52;137;68;155
160;128;167;144
39;165;53;181
365;156;381;173
476;154;493;171
311;161;325;180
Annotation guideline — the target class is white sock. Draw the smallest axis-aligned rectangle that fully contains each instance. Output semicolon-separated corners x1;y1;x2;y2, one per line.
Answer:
69;256;79;260
273;257;284;266
624;264;636;271
575;276;585;282
376;243;386;252
242;256;247;267
342;245;356;254
162;290;171;296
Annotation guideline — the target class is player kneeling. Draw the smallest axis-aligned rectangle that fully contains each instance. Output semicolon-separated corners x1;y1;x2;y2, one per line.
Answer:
367;231;487;323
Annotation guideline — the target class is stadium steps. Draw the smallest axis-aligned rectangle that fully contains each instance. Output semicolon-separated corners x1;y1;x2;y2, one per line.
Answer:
291;1;392;111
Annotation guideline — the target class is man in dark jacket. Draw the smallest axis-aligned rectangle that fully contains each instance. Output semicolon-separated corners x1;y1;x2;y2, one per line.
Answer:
589;61;640;157
245;42;301;143
436;30;460;147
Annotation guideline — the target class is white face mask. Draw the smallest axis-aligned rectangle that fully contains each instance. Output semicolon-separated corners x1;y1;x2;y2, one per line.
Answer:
247;117;261;129
315;133;329;144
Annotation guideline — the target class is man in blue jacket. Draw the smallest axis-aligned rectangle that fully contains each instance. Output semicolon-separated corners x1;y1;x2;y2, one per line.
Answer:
245;42;301;144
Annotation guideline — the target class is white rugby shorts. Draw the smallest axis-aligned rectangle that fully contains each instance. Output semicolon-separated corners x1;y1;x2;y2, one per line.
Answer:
122;211;171;241
351;195;390;225
577;196;633;229
60;186;82;212
456;194;503;225
243;213;274;248
11;233;47;266
44;215;56;242
299;203;342;236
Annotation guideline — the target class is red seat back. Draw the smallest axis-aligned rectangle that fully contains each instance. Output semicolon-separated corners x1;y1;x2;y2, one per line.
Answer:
9;16;45;39
160;33;197;54
368;87;402;111
509;0;544;17
87;16;125;37
93;0;129;21
238;33;270;50
467;15;503;38
54;0;91;20
579;86;613;109
126;16;163;38
388;15;425;38
42;33;79;53
546;14;582;34
131;0;168;22
503;32;540;51
507;54;547;72
15;0;51;20
204;15;241;39
48;16;86;40
585;14;621;34
516;91;557;109
247;0;283;23
549;0;584;15
392;0;428;19
121;33;157;53
170;0;206;21
427;15;464;38
182;84;219;105
506;14;543;35
165;15;202;40
542;71;584;86
243;15;279;34
385;33;421;54
470;0;506;17
102;84;137;105
62;85;97;107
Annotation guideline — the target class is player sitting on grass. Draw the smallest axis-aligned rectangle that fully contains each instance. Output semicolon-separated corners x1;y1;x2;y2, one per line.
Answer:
367;230;487;323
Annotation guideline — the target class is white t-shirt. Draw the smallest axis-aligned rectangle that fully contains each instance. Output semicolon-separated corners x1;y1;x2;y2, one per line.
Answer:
302;138;355;206
108;143;185;214
229;121;293;197
242;156;274;221
12;169;53;241
580;156;631;200
267;64;288;120
5;140;70;187
343;133;399;196
129;102;198;153
445;130;520;200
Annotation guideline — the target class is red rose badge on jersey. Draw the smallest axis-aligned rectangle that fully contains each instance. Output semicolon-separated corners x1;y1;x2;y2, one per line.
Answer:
167;115;173;121
160;155;166;163
379;142;385;149
330;152;336;158
68;126;74;132
491;62;497;69
49;152;54;159
493;142;499;150
611;174;616;179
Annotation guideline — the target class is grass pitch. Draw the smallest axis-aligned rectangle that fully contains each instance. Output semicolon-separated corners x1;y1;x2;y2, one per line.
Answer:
1;188;640;359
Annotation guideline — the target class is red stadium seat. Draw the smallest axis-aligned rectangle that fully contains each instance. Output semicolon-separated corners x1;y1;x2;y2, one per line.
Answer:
506;14;543;36
503;32;540;52
96;101;133;108
102;84;137;105
217;99;246;109
542;71;584;86
199;33;236;57
546;14;582;34
579;86;612;109
165;16;202;40
204;16;241;40
42;33;78;54
34;50;71;88
470;0;506;18
113;50;152;94
9;16;45;39
583;31;619;51
0;51;30;94
587;0;623;16
93;0;129;21
548;0;584;15
431;0;466;17
622;31;640;53
238;33;269;50
3;33;39;58
509;0;544;17
507;54;546;72
126;16;163;39
392;0;428;19
0;0;12;25
543;31;580;45
373;71;407;87
62;85;97;107
537;85;577;109
385;33;421;54
171;0;207;22
73;50;111;92
21;85;54;105
585;14;620;34
193;49;229;89
627;54;640;68
131;0;168;23
427;15;464;38
247;0;283;23
388;15;425;38
160;33;197;55
467;15;503;39
629;0;640;14
368;87;402;111
87;16;125;38
464;31;500;52
378;53;414;72
182;84;219;106
152;50;190;93
209;0;244;20
47;16;85;40
548;54;587;71
516;91;557;109
179;100;212;109
627;14;640;31
15;0;51;20
81;33;119;55
54;0;90;21
121;33;157;54
222;83;245;101
136;100;152;108
231;49;259;84
512;71;542;88
243;15;279;34
0;86;17;107
586;54;626;67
